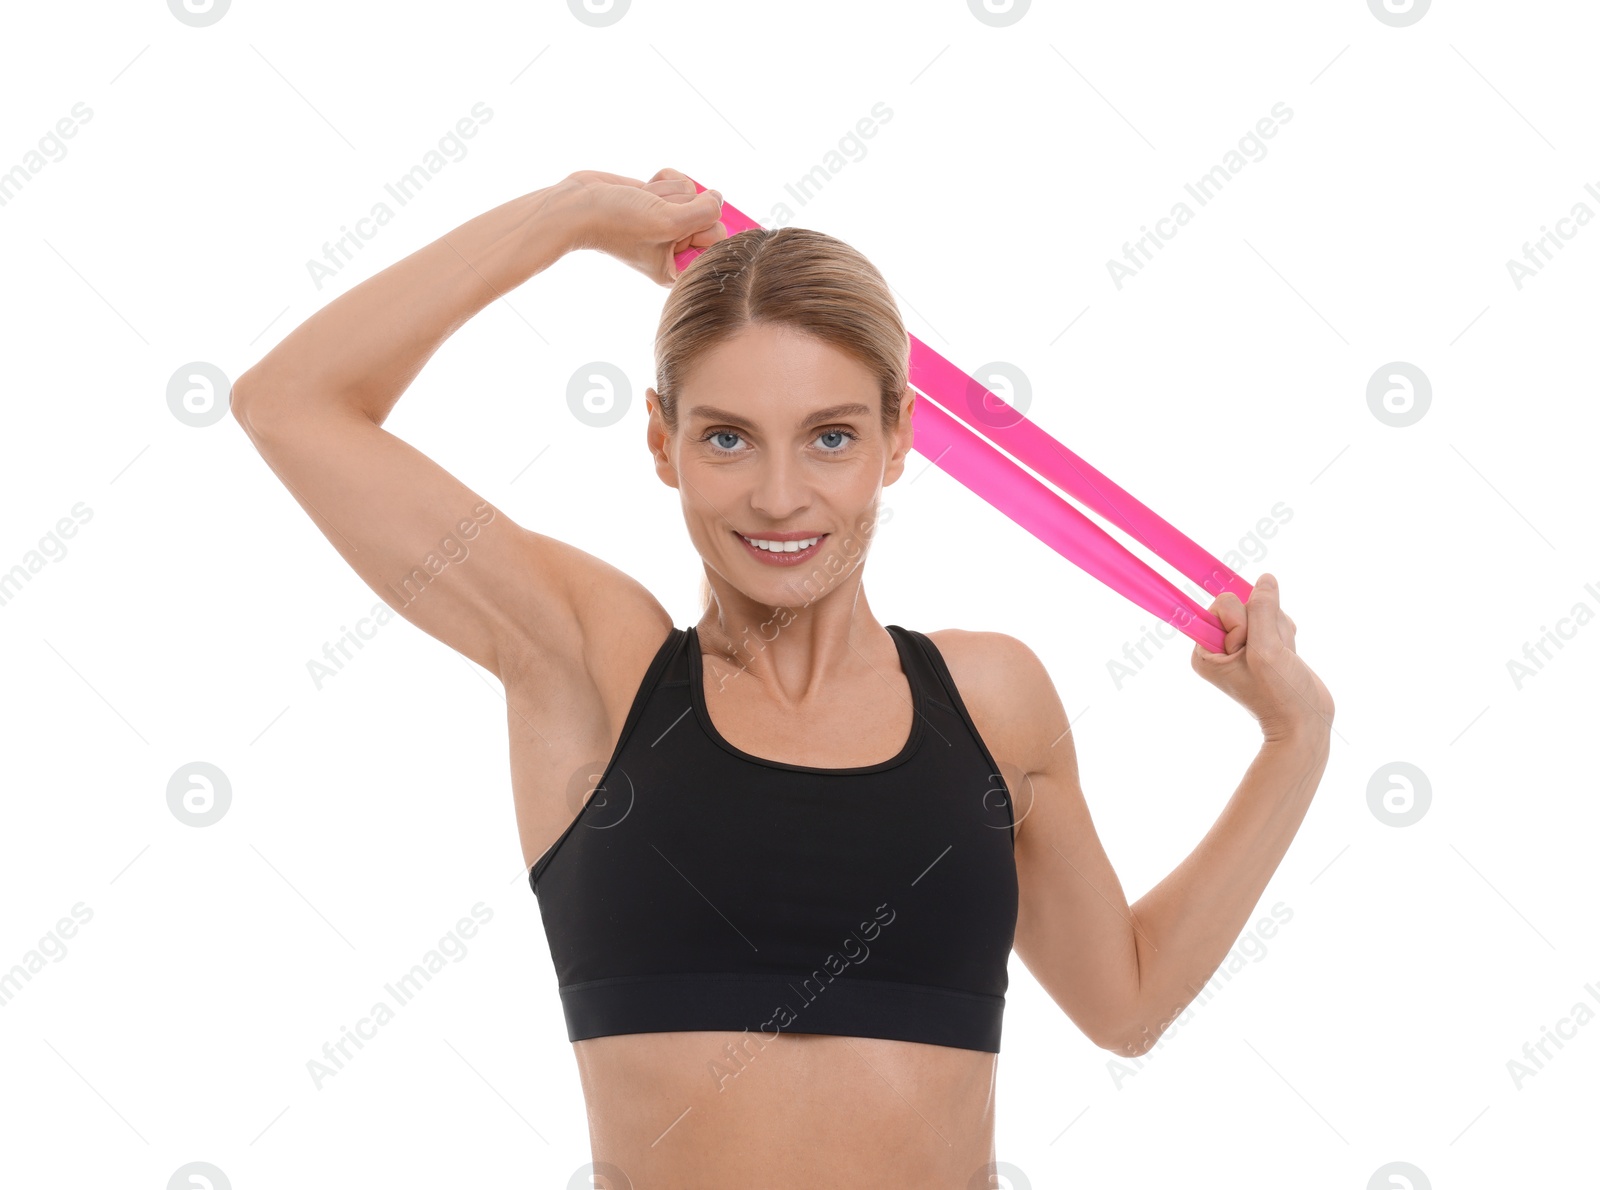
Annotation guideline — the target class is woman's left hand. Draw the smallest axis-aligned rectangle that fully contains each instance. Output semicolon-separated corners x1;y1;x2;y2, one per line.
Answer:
1190;573;1334;743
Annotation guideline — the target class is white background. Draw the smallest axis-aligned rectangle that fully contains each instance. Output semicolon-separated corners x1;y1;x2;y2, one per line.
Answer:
2;0;1595;1186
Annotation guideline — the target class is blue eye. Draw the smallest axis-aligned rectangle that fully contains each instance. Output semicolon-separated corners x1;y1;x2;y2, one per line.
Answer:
813;427;859;452
700;427;859;457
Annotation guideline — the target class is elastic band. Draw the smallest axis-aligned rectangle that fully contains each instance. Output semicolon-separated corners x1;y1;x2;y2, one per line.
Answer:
672;184;1244;652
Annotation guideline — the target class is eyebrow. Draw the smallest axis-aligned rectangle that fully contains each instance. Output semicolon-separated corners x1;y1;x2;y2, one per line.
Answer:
685;402;874;431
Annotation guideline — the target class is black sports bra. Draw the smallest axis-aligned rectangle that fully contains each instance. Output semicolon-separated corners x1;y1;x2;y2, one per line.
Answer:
528;624;1019;1052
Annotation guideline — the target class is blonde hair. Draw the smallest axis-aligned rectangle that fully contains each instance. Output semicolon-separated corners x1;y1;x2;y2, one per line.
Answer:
654;226;910;613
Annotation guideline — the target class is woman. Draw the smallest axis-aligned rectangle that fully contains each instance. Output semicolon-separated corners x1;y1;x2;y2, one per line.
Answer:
233;166;1334;1187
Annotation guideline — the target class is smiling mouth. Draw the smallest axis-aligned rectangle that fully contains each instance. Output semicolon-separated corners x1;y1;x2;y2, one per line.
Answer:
733;530;828;564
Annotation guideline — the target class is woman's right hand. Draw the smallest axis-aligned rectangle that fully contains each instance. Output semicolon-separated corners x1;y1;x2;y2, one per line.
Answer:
556;167;727;287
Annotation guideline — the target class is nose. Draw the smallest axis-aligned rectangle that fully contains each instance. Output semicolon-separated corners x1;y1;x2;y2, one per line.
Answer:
748;449;811;522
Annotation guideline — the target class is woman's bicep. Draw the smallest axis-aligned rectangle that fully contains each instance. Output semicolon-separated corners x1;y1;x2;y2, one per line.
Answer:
232;394;580;681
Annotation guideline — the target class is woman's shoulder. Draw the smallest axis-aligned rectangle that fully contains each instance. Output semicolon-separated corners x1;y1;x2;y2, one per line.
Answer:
919;628;1058;757
921;626;1047;686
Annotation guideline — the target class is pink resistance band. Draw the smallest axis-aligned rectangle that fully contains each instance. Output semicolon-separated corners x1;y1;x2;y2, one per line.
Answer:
673;182;1251;653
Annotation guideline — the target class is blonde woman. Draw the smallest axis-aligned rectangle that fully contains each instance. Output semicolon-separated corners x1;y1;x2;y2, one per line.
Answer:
233;166;1334;1187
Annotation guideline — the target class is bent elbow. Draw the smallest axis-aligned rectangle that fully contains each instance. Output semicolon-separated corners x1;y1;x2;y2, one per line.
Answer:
228;369;267;437
1098;1018;1161;1058
229;368;311;443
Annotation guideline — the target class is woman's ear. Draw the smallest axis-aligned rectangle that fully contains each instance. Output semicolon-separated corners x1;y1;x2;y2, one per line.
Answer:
885;386;916;482
644;389;679;487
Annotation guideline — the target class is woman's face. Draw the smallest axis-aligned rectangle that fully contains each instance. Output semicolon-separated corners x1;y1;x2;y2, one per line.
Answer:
647;322;916;609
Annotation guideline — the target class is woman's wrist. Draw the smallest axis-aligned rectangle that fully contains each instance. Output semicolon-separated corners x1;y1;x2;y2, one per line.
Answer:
522;176;588;262
1260;715;1331;754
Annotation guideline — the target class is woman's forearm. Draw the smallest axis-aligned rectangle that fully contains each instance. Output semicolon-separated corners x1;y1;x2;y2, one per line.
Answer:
1120;728;1331;1050
235;181;579;426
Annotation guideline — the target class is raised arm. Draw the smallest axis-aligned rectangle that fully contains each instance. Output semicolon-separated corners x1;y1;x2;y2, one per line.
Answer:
229;170;724;683
999;573;1334;1053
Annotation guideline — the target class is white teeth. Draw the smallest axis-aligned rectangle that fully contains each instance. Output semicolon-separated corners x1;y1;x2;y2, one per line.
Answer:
741;534;820;553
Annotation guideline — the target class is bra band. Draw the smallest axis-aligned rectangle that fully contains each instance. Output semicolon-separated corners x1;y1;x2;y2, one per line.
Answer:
673;185;1252;654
